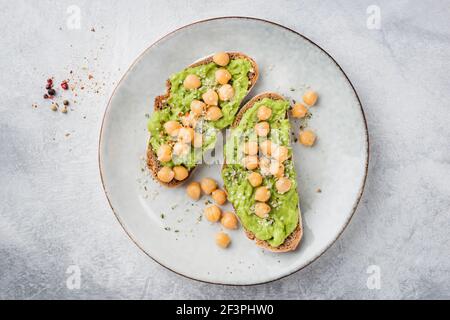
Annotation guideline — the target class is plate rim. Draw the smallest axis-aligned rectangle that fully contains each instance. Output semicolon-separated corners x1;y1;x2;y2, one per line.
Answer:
98;16;370;286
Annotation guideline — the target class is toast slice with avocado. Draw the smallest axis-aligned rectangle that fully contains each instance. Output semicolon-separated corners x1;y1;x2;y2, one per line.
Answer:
147;52;259;187
222;92;303;252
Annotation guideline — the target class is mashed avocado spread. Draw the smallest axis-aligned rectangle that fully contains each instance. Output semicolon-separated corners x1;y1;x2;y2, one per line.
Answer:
147;59;252;169
222;98;300;247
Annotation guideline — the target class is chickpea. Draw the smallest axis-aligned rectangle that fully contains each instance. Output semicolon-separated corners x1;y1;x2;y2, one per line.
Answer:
259;157;271;176
213;52;230;66
205;106;223;121
201;177;218;195
212;189;227;205
276;177;292;194
255;122;270;137
183;74;201;90
270;161;285;178
218;84;234;101
215;68;231;85
157;166;175;183
244;141;258;155
243;155;259;170
215;232;231;248
299;130;316;147
193;132;203;148
221;212;238;230
171;129;180;139
173;166;189;181
181;113;197;128
303;90;318;106
172;142;190;156
164;121;182;136
178;127;195;144
202;89;218;106
157;144;172;162
190;100;206;116
186;182;201;200
255;202;271;218
272;145;289;163
291;103;308;118
255;186;271;202
247;172;263;187
259;140;272;156
257;105;272;121
204;205;222;223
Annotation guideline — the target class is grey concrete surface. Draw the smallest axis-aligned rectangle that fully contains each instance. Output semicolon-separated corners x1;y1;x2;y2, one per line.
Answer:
0;0;449;299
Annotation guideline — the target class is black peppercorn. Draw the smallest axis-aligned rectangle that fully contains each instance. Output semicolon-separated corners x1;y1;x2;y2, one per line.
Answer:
47;88;56;96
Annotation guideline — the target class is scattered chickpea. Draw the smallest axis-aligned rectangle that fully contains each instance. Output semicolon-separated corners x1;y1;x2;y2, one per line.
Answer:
218;84;234;101
186;182;202;200
215;232;231;248
181;113;197;128
205;205;222;223
201;178;218;195
61;106;68;113
190;100;206;116
202;89;219;106
272;145;289;163
299;130;316;147
212;189;227;205
221;212;238;230
255;122;270;137
247;172;263;187
255;186;271;202
291;103;308;118
244;141;258;156
243;155;259;170
178;127;195;144
50;103;58;111
205;106;223;121
172;142;190;156
164;121;182;136
173;166;189;181
303;90;318;106
259;140;272;156
193;133;203;148
215;68;231;85
213;52;230;67
276;177;292;194
157;166;175;183
259;157;271;176
257;105;272;121
255;202;271;218
183;74;201;90
157;144;172;162
270;161;285;178
171;129;180;138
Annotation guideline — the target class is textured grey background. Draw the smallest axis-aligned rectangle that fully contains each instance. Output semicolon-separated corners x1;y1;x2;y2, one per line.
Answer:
1;0;449;299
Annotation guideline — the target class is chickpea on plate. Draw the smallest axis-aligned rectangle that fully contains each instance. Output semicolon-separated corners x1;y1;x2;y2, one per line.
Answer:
186;177;239;249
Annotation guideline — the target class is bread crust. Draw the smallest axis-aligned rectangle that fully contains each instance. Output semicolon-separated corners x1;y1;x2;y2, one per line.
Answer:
147;52;259;188
224;92;303;252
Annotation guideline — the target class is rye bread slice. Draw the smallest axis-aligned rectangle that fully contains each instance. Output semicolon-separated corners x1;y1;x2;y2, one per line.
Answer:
147;52;259;188
224;92;303;252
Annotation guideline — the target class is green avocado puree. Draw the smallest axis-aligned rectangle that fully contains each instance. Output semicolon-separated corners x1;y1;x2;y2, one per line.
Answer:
147;59;252;169
222;98;300;247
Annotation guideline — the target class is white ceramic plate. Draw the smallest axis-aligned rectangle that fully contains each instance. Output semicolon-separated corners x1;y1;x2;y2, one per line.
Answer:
99;17;368;285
